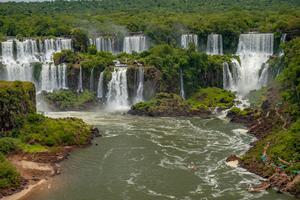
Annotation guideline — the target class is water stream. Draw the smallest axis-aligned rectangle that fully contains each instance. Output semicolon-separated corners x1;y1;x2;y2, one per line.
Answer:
25;112;293;200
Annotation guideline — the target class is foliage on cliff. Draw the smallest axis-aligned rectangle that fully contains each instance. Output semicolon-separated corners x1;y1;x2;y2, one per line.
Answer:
278;38;300;118
0;81;36;132
41;90;97;111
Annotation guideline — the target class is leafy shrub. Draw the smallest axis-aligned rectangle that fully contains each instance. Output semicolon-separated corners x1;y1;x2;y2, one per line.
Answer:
0;154;21;189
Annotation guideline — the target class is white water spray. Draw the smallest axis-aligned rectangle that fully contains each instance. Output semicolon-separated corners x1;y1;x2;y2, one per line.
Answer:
222;33;273;95
0;38;72;92
97;71;104;99
106;67;129;111
77;66;83;93
123;35;147;54
134;67;144;103
180;69;185;99
90;36;115;52
181;34;198;49
206;34;223;55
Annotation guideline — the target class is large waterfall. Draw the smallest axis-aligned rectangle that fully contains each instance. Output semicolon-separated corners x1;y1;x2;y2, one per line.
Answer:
97;72;104;99
206;34;223;55
223;33;274;95
106;67;129;111
123;35;147;54
181;34;198;49
90;37;115;53
0;38;72;92
134;67;144;103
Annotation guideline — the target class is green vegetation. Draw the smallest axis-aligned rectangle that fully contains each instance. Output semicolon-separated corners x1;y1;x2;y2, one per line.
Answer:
187;87;235;110
0;81;36;131
0;81;93;192
129;93;190;116
246;87;268;108
16;114;91;147
242;120;300;175
41;90;97;111
278;38;300;118
130;87;235;116
0;1;299;54
0;154;21;190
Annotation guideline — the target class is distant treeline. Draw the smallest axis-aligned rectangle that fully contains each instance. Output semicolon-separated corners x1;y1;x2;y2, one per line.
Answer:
0;0;299;48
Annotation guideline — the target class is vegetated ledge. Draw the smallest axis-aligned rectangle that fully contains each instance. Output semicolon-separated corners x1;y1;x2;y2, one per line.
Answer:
40;89;99;111
226;86;300;197
128;87;235;117
0;81;101;199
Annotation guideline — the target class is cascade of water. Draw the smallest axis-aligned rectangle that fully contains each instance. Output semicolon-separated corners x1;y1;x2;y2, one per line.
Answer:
134;67;144;103
123;35;147;54
43;38;72;62
40;63;67;92
279;33;287;56
106;67;129;111
231;33;274;95
90;68;94;91
93;37;115;52
180;69;185;99
258;63;269;87
0;38;72;92
206;34;223;55
77;66;83;93
222;62;235;91
181;34;198;49
97;71;104;99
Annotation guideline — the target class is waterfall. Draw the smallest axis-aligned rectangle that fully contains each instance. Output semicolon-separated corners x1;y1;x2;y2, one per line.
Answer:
43;38;72;62
0;38;72;92
40;63;67;92
258;63;269;87
181;34;198;49
97;71;104;99
206;34;223;55
222;62;235;91
77;66;83;93
106;67;129;111
134;67;144;103
123;35;147;54
92;37;115;52
279;33;287;56
180;69;185;99
90;68;94;91
224;33;274;95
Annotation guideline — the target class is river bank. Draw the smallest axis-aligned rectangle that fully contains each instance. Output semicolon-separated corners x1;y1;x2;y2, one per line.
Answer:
18;111;294;200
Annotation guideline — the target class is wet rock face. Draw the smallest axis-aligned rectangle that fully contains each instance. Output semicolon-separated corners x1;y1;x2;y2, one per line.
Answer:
126;65;162;102
0;81;36;131
91;127;102;138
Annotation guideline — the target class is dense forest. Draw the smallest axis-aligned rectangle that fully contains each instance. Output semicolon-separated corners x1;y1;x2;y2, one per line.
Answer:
0;0;299;49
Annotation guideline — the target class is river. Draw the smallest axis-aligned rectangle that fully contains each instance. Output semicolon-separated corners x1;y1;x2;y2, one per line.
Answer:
26;112;294;200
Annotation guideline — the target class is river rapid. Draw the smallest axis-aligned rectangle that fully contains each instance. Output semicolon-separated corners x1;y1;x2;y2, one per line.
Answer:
26;112;294;200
